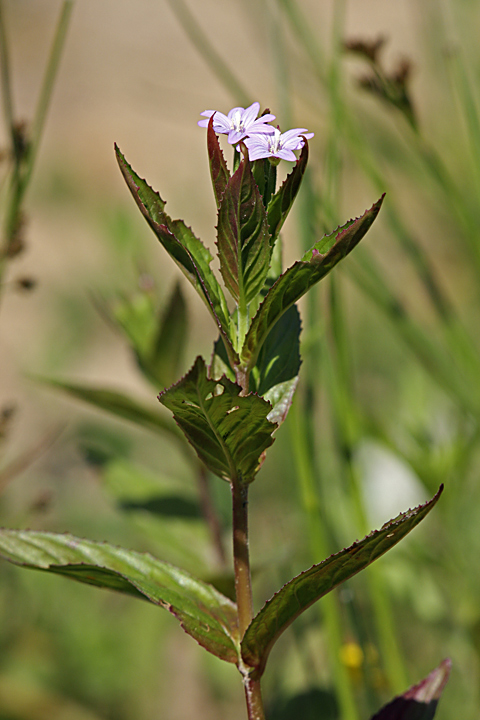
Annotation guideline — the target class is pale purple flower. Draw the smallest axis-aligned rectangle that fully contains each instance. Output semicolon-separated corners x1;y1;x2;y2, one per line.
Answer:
198;102;275;144
244;127;314;162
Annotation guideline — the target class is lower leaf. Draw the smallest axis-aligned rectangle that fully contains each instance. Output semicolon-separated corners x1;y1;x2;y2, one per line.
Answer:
241;486;443;677
0;529;240;664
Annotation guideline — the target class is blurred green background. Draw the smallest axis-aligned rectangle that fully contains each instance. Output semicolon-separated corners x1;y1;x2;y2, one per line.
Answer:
1;1;480;718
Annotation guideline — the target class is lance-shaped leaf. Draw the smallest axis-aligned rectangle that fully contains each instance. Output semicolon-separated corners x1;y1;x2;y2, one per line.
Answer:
159;356;276;484
217;146;271;305
115;145;236;363
251;304;301;425
241;195;384;369
149;281;188;387
251;304;301;397
370;659;451;720
0;530;240;663
43;378;182;443
266;140;308;247
241;485;443;677
207;116;230;208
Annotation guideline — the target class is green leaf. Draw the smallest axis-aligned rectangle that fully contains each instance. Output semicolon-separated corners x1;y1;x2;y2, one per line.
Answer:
210;336;236;384
252;304;301;397
158;356;276;484
0;529;240;664
263;378;299;426
370;659;451;720
241;485;443;677
44;378;182;442
207;116;230;208
115;145;236;364
148;281;188;387
266;140;309;248
112;289;157;361
217;145;271;305
251;304;301;425
241;195;384;369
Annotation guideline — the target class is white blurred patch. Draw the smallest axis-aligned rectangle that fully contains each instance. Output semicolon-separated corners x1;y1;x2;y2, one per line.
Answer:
356;440;426;526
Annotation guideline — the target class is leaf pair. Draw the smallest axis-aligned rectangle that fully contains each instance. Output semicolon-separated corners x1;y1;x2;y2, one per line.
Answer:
0;485;443;673
158;356;276;485
116;136;383;385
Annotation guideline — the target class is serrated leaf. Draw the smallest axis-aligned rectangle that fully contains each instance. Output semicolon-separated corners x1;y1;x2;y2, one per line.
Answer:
266;140;308;247
207;116;230;208
148;281;188;387
115;145;236;363
217;146;271;305
241;195;384;369
370;659;451;720
0;529;240;663
241;485;443;677
44;378;182;442
158;356;276;484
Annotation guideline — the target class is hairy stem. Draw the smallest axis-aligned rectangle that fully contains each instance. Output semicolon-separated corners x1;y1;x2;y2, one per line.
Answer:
243;673;265;720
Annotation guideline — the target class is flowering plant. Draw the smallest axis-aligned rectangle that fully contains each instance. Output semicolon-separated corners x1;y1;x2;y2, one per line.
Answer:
0;103;448;720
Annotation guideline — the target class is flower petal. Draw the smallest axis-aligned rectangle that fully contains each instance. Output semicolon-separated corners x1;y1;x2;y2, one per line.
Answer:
241;102;261;125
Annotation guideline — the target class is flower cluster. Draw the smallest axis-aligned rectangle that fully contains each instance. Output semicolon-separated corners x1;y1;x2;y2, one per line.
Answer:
198;102;313;162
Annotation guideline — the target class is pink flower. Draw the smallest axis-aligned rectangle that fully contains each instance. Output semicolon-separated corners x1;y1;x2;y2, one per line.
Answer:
198;102;275;144
244;127;314;162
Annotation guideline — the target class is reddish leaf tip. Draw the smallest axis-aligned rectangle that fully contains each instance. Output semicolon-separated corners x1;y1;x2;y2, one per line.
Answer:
404;658;451;703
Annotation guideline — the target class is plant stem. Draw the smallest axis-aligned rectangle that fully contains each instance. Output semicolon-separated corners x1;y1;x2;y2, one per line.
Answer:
0;0;74;286
25;0;75;187
232;481;253;637
0;0;15;145
231;480;266;720
242;674;265;720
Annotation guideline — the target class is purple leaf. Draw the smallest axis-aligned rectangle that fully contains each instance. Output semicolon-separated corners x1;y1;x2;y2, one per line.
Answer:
217;145;271;305
207;116;230;209
370;659;451;720
266;140;309;247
